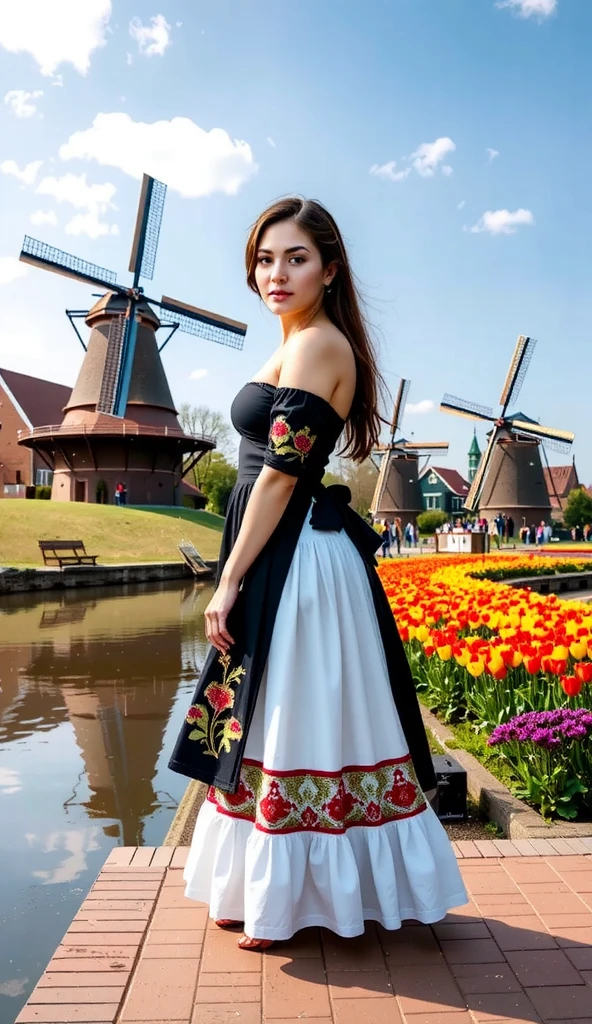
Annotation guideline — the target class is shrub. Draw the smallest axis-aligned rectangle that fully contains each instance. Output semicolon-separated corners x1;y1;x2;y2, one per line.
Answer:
417;510;448;535
35;485;51;500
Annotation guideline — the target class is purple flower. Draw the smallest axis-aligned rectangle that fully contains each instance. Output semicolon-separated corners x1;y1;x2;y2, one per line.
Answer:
488;708;592;749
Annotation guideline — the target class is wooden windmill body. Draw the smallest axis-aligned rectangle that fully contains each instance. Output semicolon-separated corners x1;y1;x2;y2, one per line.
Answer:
441;336;574;523
370;380;449;523
17;175;246;506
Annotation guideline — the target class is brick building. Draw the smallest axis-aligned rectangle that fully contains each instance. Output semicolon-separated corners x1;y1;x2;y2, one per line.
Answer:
543;463;580;522
0;368;71;497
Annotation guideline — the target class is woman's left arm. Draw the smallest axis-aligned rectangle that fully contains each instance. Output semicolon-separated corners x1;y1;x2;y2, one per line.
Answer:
205;466;298;652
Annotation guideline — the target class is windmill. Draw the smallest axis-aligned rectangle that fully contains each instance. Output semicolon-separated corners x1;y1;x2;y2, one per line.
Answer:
370;378;449;523
17;174;247;506
440;335;574;523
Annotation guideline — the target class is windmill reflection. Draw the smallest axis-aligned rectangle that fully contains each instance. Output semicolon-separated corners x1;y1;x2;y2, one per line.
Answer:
0;581;211;848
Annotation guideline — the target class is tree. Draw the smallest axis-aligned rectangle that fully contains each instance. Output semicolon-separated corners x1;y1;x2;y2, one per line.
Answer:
201;452;238;515
417;510;448;535
563;487;592;530
179;403;235;491
337;459;378;518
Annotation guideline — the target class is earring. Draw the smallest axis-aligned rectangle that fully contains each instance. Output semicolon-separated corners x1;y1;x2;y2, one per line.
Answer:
326;284;332;294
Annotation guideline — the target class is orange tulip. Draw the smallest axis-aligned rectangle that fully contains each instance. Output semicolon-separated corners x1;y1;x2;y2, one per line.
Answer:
574;662;592;684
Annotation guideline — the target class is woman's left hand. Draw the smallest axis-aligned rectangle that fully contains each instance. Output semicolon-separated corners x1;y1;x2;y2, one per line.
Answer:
204;576;238;653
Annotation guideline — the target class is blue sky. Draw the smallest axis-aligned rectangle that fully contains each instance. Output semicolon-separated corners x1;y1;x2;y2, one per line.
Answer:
1;0;590;483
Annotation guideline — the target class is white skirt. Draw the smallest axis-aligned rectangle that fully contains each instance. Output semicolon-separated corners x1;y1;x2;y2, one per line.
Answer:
184;510;468;940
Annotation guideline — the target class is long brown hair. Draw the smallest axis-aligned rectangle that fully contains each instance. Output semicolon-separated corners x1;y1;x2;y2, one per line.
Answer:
245;196;384;462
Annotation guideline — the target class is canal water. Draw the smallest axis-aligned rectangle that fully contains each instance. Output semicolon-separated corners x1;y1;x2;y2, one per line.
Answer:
0;580;213;1024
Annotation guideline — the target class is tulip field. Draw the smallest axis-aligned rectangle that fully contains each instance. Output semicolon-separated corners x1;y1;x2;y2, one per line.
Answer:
378;555;592;821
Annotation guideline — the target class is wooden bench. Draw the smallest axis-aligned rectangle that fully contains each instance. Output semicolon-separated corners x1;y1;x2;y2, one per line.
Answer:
39;540;99;568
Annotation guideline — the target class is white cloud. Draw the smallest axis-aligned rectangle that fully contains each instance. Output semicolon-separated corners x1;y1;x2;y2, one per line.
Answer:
0;257;28;285
496;0;557;18
457;199;466;210
470;208;535;235
0;0;111;76
369;160;410;183
126;51;133;66
1;158;43;185
4;88;43;118
189;368;208;381
266;137;276;148
30;209;58;226
442;164;453;176
52;74;64;88
0;767;22;794
129;14;171;57
59;112;258;198
487;147;500;162
406;399;435;415
36;172;118;239
411;137;456;177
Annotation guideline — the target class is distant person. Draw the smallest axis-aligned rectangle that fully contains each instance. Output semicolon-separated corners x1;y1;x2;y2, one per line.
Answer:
536;521;545;547
380;519;393;558
507;515;514;540
528;524;536;545
393;517;402;555
114;481;124;506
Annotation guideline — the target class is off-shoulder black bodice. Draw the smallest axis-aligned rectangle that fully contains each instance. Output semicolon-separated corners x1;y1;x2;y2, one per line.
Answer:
217;383;346;577
231;382;345;485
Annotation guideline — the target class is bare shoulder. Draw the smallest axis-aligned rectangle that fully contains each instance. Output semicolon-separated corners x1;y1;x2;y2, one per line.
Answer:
278;324;355;414
282;324;354;375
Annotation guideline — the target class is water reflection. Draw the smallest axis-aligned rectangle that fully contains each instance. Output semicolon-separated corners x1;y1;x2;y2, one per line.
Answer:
0;580;212;1024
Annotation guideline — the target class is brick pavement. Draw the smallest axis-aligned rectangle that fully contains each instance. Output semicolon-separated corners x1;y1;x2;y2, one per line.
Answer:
16;838;592;1024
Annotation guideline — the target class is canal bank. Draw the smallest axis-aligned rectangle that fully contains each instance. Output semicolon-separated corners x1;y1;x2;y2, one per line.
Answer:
0;559;217;593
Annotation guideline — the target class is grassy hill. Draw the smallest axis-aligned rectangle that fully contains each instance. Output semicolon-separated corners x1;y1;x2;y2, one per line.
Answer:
0;501;222;567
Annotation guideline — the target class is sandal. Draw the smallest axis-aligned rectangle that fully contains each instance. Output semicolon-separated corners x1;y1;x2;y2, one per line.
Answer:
238;934;275;951
215;919;243;929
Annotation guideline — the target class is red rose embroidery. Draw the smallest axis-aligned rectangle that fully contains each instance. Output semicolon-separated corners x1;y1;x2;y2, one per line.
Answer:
225;779;253;807
323;780;358;822
384;769;417;809
365;801;382;823
300;806;319;829
260;781;294;824
293;431;313;454
205;683;234;713
271;419;289;440
186;705;204;724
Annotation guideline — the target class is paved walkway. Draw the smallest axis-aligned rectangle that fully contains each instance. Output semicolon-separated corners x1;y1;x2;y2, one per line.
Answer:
16;839;592;1024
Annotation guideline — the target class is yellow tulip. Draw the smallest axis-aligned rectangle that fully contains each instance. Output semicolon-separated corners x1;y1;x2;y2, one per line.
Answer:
466;658;485;677
570;640;587;661
437;645;452;661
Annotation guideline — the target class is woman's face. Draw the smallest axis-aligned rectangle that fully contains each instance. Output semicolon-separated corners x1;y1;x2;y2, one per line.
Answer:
254;219;335;317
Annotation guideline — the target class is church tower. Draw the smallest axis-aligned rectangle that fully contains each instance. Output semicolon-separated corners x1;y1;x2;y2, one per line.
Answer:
468;430;481;483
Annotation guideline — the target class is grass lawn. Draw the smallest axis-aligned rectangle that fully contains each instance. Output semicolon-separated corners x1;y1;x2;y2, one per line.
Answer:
0;500;222;567
128;505;225;532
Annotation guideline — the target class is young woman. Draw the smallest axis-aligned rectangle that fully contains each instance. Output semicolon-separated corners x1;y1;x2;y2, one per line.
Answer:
169;197;467;951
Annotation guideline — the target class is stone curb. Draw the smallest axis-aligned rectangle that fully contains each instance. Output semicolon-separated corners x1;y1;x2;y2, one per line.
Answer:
422;705;592;839
0;559;218;593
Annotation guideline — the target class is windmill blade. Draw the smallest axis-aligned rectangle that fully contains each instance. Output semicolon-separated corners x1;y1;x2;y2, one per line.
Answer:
464;427;499;512
402;441;449;452
510;418;574;452
370;449;391;514
440;394;495;422
390;378;410;437
20;236;120;291
499;335;536;414
128;174;167;284
156;296;246;349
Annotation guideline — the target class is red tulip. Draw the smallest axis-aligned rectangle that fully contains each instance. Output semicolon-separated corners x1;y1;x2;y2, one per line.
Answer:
575;662;592;684
560;675;583;697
